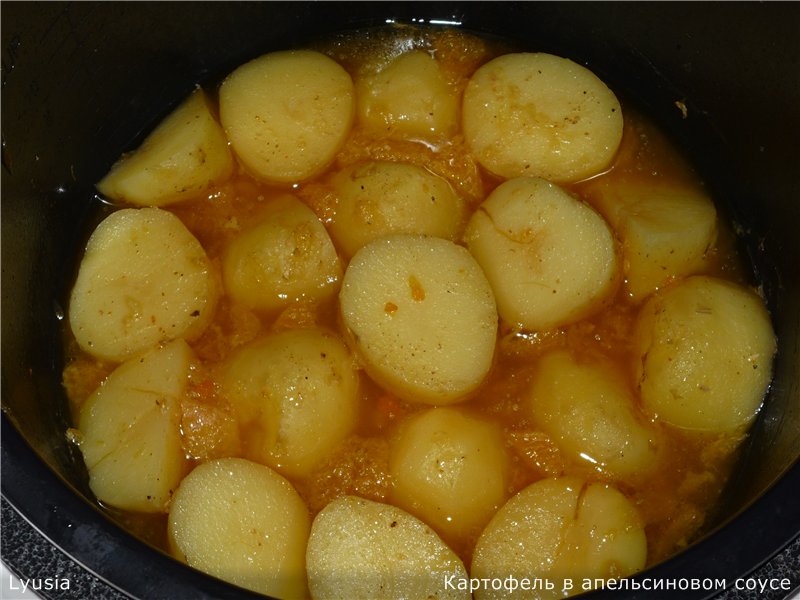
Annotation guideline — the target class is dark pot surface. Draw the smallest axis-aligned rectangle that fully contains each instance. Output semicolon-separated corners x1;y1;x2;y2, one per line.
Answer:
2;3;799;599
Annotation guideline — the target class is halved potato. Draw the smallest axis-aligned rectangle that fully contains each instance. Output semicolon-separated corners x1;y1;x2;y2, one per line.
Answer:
527;349;658;478
340;235;497;404
222;328;360;477
327;161;467;258
219;50;354;184
462;53;623;182
583;179;718;300
472;477;646;599
78;339;192;512
465;177;618;331
306;495;469;600
356;50;459;140
68;207;216;362
634;276;776;431
389;407;510;544
169;458;310;599
97;88;233;206
222;195;343;314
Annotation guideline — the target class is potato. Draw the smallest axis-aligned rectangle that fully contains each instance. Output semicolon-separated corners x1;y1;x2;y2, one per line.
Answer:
389;407;510;544
464;177;618;331
471;477;646;599
339;234;497;404
219;50;354;184
356;50;459;140
306;496;469;600
222;195;343;313
327;161;467;258
527;350;657;478
77;339;192;513
97;88;234;207
168;458;310;599
583;180;718;300
554;482;648;591
68;207;216;362
634;276;776;431
222;328;359;477
462;53;623;182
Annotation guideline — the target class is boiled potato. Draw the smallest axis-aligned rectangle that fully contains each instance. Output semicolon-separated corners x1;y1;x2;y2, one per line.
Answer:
97;88;234;207
168;458;310;599
339;234;497;404
472;477;646;599
553;482;647;591
68;207;216;362
389;407;510;544
634;276;776;431
462;53;623;182
464;177;618;331
219;50;354;184
527;350;657;478
222;328;359;477
583;179;718;300
327;160;467;257
356;50;459;140
222;195;343;313
306;496;469;600
78;339;191;513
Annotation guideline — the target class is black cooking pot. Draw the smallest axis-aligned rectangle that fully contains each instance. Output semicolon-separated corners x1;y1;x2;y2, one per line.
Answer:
2;2;799;599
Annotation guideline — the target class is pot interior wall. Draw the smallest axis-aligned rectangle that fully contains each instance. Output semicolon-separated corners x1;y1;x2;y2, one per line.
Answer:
2;2;799;597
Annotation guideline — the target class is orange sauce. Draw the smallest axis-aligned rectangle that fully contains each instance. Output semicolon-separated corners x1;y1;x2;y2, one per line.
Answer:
63;25;753;571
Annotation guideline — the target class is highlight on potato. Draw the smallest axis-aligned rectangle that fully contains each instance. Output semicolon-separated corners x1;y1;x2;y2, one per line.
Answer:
61;25;776;600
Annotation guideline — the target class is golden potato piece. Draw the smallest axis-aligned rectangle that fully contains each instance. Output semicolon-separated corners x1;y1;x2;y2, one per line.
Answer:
219;50;354;183
527;349;657;478
78;339;192;512
68;208;216;362
634;276;776;431
306;496;469;600
340;235;497;404
97;88;234;207
472;477;646;599
169;458;310;599
465;177;618;331
389;407;510;544
222;328;359;477
584;179;718;300
356;50;459;140
463;53;623;182
328;160;467;257
222;195;343;314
